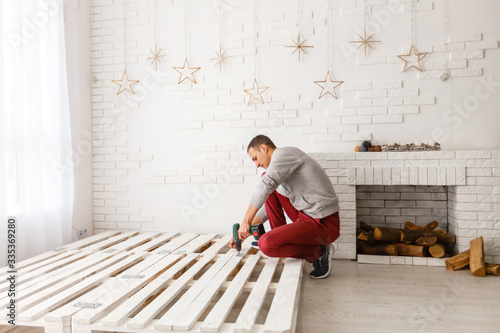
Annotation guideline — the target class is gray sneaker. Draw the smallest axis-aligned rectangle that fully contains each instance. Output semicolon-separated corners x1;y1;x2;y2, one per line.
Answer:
310;244;334;279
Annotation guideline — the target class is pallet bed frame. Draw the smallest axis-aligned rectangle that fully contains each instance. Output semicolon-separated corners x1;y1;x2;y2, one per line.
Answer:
0;231;303;333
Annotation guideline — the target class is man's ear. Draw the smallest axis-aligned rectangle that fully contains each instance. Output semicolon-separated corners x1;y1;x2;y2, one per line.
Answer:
260;144;267;153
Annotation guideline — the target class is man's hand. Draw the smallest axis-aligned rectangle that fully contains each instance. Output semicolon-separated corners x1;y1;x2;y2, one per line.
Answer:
229;237;235;249
238;220;251;240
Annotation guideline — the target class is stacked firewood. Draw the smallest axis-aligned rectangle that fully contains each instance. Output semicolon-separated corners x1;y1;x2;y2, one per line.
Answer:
356;220;456;258
445;236;500;277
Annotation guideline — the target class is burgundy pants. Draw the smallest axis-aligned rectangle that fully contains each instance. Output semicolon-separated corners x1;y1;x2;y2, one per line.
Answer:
258;190;340;263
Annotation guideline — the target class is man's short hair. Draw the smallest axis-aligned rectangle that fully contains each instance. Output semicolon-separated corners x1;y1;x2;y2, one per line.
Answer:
247;135;276;152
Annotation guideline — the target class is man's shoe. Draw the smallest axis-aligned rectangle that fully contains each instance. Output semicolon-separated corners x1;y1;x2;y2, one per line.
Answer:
251;241;260;250
310;244;334;279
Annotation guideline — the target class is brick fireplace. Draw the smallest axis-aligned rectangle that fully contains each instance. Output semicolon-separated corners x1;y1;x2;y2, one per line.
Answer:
310;150;500;265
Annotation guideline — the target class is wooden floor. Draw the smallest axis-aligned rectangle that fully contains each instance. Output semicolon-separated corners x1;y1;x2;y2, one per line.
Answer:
297;259;500;333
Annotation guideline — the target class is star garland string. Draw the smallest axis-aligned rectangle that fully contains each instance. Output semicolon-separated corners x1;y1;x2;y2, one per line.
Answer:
112;70;140;95
147;43;165;71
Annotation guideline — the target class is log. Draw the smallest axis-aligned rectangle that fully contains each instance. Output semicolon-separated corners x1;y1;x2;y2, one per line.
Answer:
470;236;486;277
429;243;447;258
486;263;500;276
357;231;377;244
373;227;402;243
400;229;455;244
360;243;398;256
396;243;426;257
445;250;470;271
404;221;424;231
424;220;439;230
359;221;374;233
415;236;437;246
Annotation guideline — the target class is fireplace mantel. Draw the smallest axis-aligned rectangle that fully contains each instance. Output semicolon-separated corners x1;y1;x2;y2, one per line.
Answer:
310;150;500;265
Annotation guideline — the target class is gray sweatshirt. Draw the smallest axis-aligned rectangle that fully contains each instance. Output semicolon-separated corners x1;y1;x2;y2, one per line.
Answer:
251;147;339;222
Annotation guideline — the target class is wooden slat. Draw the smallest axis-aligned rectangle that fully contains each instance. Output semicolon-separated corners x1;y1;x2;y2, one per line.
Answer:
234;258;280;333
18;253;145;322
0;251;87;294
83;231;138;252
127;253;216;329
16;252;131;314
0;231;119;276
154;250;236;330
0;252;114;308
172;242;253;330
70;252;185;325
263;259;303;333
201;252;262;332
201;235;232;256
132;231;180;253
175;233;218;254
98;254;199;327
64;231;122;250
153;233;199;254
99;231;161;253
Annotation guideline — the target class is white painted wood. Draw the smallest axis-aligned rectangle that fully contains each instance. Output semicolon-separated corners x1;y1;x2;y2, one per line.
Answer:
132;231;180;253
175;233;218;254
63;230;121;250
18;252;141;320
83;231;138;252
172;242;253;331
201;252;262;332
263;259;303;333
0;252;114;309
70;252;186;325
0;251;87;294
201;235;232;256
234;257;280;333
154;248;244;331
0;231;118;277
99;254;199;327
127;253;217;329
100;231;161;253
153;233;199;254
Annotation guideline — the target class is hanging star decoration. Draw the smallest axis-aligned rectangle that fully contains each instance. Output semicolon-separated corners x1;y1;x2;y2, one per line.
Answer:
243;79;269;106
210;44;231;73
172;58;201;84
397;45;429;72
147;43;165;71
111;70;140;95
350;30;380;57
285;33;314;61
314;71;344;99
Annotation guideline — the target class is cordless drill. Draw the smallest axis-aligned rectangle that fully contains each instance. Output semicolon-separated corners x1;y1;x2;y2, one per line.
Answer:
232;223;265;254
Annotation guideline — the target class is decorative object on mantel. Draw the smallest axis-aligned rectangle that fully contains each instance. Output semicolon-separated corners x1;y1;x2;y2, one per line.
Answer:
357;221;456;259
111;2;139;95
445;236;500;277
173;0;201;84
350;0;380;57
210;0;232;72
381;142;441;151
314;0;343;99
355;140;382;152
397;0;429;73
243;0;269;106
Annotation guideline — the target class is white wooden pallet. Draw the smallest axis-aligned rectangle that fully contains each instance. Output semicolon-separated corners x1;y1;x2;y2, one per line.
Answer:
1;231;303;333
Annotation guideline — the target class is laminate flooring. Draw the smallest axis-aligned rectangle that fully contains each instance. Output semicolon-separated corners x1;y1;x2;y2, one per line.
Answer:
297;259;500;333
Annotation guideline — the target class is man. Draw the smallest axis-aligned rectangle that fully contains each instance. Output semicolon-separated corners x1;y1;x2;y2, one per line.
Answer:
230;135;340;279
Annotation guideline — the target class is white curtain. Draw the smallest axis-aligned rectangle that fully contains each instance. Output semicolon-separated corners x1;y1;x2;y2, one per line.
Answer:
1;0;74;266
